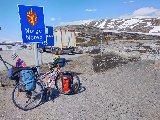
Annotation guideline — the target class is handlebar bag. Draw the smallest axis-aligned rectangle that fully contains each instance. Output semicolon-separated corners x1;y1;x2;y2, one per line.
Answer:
58;58;66;67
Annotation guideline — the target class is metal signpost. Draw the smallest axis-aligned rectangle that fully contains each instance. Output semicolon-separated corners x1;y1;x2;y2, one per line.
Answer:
18;5;46;69
38;26;54;64
100;35;103;56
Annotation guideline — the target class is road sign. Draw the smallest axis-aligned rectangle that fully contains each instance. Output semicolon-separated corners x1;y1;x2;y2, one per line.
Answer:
100;35;103;41
18;5;46;43
100;35;103;56
38;26;54;48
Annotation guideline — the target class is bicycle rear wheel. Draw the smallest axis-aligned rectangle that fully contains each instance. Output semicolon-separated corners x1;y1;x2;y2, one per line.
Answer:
55;72;80;95
12;81;44;110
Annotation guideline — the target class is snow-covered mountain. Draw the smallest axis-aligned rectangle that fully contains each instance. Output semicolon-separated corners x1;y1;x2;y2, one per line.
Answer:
84;18;160;34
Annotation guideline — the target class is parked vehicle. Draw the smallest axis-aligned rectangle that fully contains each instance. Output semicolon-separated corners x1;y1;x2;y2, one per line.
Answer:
40;46;54;53
74;47;83;54
39;47;63;55
39;46;84;55
54;47;64;55
61;47;75;55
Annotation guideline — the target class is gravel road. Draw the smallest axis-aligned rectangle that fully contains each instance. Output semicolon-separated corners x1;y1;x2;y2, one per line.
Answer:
0;50;160;120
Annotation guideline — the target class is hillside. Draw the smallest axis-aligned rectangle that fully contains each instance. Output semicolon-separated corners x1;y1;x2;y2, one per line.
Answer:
86;17;160;34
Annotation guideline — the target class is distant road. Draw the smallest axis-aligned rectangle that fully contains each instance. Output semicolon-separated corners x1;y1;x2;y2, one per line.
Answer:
0;50;84;71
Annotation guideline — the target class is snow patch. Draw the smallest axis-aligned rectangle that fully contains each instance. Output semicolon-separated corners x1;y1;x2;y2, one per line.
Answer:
97;20;106;28
146;22;152;27
149;26;160;33
118;18;143;29
94;22;99;26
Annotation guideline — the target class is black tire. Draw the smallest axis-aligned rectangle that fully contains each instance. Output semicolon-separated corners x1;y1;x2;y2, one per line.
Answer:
42;48;46;52
55;51;59;55
55;72;80;95
12;81;44;111
38;49;44;53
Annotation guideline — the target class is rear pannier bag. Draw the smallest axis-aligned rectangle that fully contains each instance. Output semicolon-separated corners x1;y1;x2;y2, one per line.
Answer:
8;67;20;80
8;68;14;80
62;74;73;92
20;70;36;91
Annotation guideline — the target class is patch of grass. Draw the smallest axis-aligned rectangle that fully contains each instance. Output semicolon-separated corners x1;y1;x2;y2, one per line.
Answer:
76;38;85;43
92;53;139;73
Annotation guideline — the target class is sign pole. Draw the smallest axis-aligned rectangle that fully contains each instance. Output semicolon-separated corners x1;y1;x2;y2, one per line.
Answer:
40;49;43;65
34;43;39;71
101;38;102;56
100;35;103;56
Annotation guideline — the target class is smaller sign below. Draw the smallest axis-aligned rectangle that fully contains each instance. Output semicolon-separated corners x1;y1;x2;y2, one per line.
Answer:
38;26;54;48
46;26;53;35
38;35;54;48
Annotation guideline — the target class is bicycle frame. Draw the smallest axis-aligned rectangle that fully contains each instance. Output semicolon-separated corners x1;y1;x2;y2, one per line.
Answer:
40;67;61;88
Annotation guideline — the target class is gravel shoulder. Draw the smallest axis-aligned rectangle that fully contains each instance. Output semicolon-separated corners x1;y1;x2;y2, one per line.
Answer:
0;51;160;120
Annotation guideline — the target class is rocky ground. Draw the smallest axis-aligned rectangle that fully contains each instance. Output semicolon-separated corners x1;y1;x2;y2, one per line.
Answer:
0;53;160;120
0;40;160;120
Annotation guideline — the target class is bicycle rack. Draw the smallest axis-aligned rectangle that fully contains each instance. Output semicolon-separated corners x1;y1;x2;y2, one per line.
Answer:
0;55;14;71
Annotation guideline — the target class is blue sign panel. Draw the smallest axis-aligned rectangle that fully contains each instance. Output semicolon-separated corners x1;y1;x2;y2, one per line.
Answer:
38;26;54;48
46;26;53;35
18;5;46;43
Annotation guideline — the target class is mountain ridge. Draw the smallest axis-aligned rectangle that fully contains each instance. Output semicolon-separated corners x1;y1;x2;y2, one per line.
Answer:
84;17;160;33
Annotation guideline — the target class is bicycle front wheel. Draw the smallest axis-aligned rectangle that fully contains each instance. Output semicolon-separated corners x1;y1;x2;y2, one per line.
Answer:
12;81;44;111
